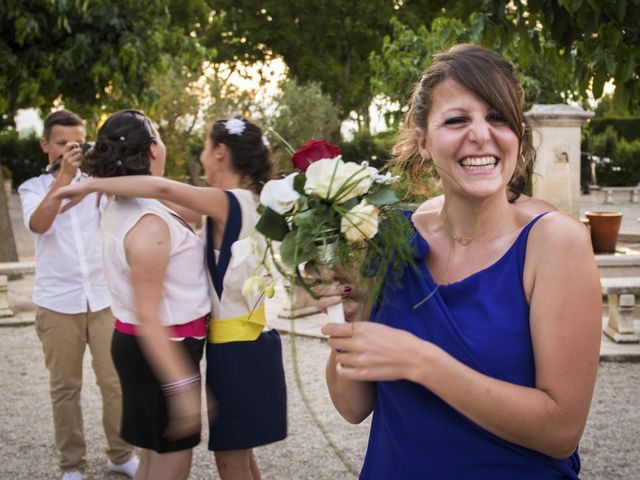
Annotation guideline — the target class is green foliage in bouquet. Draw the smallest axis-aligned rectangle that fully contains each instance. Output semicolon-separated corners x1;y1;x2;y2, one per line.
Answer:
253;149;415;300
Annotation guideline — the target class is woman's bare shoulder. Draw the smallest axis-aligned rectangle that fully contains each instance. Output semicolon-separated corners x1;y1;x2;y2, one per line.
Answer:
528;210;592;254
513;194;558;216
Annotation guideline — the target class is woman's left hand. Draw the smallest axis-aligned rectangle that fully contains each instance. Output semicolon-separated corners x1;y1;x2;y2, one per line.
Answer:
322;321;427;382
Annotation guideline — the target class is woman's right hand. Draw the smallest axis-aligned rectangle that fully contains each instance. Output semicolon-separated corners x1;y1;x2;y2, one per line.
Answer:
306;259;373;323
164;384;202;440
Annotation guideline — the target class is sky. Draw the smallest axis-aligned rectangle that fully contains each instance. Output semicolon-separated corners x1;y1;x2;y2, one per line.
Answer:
15;109;43;136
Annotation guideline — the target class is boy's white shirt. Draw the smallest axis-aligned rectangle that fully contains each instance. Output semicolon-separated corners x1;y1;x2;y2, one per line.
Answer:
18;172;110;314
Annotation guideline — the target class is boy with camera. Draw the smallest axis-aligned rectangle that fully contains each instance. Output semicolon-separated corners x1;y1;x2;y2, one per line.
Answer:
18;110;138;480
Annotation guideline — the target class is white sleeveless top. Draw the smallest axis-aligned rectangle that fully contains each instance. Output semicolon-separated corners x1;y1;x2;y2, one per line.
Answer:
101;196;211;326
208;189;265;322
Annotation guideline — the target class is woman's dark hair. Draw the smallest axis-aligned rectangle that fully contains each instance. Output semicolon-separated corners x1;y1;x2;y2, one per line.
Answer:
210;116;273;193
83;110;157;178
393;44;533;200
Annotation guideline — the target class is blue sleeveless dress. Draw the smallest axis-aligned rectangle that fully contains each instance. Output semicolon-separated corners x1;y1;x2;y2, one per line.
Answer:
360;212;581;479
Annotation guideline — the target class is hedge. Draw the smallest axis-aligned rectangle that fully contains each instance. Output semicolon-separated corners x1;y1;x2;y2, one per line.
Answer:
589;116;640;142
0;132;45;190
589;126;640;187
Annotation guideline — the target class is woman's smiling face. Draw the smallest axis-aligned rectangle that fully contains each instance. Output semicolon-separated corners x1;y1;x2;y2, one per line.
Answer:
418;78;519;201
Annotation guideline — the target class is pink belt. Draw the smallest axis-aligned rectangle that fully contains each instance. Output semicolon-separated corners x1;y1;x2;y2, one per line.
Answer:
114;316;207;338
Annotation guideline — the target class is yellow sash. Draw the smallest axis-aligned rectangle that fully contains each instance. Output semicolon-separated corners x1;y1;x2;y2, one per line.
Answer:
208;303;267;344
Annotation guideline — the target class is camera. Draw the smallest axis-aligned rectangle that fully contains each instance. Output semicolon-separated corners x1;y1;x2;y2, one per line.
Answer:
79;141;95;156
49;141;95;173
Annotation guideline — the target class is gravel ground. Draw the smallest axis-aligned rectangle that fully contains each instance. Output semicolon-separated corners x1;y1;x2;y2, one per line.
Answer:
0;324;638;479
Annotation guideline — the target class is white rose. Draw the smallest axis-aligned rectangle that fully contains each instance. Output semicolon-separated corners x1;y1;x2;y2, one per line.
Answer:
340;200;380;243
304;157;377;203
260;173;300;214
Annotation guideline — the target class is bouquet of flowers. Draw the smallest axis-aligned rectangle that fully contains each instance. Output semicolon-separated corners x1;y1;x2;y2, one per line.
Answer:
235;139;414;322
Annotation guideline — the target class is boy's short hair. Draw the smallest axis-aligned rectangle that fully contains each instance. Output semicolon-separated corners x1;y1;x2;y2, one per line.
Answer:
43;110;84;139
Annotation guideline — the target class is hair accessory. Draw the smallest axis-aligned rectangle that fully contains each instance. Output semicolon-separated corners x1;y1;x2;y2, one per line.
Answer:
116;160;123;166
224;118;246;136
119;136;126;142
261;134;270;149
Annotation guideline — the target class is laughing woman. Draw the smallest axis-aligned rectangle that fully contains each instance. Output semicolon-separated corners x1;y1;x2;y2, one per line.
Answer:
319;44;602;479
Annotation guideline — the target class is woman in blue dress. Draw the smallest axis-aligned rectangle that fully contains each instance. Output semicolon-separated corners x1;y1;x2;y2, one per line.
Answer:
320;44;602;479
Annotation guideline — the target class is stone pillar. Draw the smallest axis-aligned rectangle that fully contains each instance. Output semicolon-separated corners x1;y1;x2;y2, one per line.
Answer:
524;104;594;217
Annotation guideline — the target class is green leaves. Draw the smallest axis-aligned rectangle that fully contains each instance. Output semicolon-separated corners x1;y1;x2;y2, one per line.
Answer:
279;230;317;267
366;187;399;206
1;0;209;122
256;207;290;242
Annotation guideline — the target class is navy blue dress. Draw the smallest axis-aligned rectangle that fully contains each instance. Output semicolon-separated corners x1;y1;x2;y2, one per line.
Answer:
360;212;581;479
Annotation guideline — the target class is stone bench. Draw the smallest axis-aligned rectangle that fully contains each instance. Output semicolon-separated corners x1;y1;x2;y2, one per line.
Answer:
0;261;35;317
601;276;640;343
603;186;639;204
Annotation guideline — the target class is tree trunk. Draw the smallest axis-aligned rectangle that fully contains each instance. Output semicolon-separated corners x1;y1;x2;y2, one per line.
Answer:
0;167;19;263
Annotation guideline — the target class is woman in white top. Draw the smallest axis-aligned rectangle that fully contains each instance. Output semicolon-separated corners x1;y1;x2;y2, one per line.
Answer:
55;116;287;480
74;110;211;480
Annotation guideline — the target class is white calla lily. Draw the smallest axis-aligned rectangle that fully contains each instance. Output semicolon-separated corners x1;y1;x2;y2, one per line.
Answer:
231;237;256;268
260;173;300;214
241;275;265;298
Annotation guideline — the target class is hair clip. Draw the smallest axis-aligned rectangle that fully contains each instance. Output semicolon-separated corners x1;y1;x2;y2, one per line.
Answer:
224;118;246;136
261;134;270;149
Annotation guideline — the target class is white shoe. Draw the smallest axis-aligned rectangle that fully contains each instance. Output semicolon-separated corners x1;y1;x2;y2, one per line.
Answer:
61;472;83;480
107;455;140;478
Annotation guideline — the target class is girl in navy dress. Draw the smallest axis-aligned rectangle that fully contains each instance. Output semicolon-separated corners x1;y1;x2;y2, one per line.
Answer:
319;44;601;479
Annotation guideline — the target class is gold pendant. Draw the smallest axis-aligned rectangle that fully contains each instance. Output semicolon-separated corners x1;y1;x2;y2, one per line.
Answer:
453;236;472;246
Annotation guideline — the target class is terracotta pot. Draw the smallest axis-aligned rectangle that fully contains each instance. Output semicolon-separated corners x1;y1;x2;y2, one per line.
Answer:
585;211;623;254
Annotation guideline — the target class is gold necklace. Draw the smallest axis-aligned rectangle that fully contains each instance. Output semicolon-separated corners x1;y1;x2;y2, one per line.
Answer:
441;212;484;246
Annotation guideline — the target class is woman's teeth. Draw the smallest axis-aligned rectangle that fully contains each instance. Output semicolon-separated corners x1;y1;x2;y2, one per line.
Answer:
459;156;497;168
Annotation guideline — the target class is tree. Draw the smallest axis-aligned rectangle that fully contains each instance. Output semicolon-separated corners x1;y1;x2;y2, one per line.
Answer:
143;59;206;182
0;0;209;128
0;167;18;263
520;0;640;110
204;0;448;137
265;78;340;171
371;15;579;126
0;0;210;259
371;0;640;124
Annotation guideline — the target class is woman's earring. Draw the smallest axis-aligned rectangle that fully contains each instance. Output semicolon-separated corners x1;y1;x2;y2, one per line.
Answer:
519;153;526;164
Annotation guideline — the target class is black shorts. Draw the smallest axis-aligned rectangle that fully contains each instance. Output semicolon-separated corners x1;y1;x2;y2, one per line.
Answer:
206;329;287;451
111;330;205;453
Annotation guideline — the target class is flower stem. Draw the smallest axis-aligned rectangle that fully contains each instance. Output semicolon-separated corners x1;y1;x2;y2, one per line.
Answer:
266;128;296;155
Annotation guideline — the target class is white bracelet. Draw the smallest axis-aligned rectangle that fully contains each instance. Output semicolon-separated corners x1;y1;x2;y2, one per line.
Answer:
160;374;201;396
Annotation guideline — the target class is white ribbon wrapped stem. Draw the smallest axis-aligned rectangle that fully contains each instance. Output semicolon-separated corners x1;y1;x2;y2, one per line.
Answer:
316;240;346;324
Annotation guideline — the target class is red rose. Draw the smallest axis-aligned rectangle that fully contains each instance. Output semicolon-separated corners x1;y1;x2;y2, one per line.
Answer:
291;139;341;172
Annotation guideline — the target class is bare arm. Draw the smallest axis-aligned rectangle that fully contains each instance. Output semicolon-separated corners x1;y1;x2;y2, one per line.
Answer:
160;199;203;225
29;144;83;233
324;213;601;458
126;214;201;438
53;175;229;224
